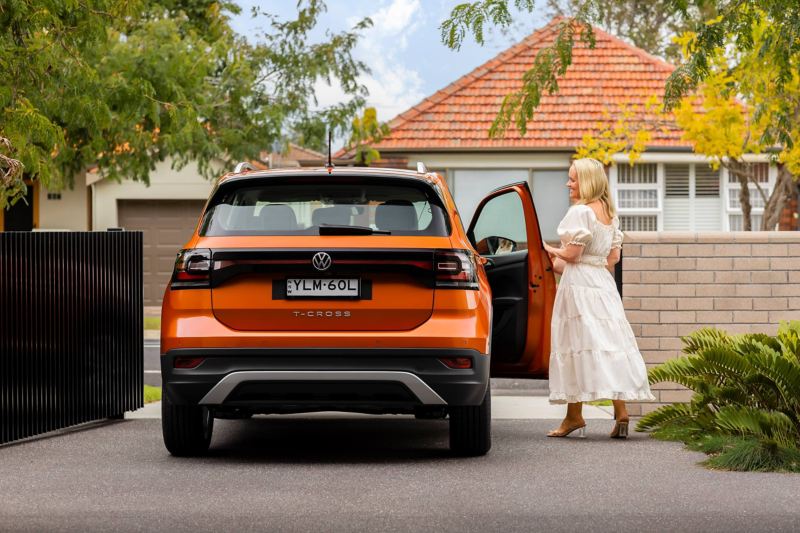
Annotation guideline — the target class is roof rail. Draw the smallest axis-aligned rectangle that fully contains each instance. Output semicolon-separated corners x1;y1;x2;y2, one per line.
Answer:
416;161;428;174
234;161;256;173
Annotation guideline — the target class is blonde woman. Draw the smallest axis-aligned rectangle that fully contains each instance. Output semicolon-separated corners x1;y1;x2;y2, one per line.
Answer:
543;158;654;438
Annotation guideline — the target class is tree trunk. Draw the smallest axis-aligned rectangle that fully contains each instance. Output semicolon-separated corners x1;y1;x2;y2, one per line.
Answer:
729;161;752;231
761;166;795;231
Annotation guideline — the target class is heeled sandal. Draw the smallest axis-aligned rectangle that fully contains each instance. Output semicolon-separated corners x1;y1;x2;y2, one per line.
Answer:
547;424;587;438
610;418;629;439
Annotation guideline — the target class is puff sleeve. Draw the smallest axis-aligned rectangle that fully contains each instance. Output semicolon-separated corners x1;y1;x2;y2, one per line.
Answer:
611;217;624;250
557;205;593;247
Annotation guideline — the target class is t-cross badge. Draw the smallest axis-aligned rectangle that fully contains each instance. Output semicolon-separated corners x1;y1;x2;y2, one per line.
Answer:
160;165;556;456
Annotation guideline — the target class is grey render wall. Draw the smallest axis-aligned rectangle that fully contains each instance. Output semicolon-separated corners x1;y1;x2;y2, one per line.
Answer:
621;231;800;416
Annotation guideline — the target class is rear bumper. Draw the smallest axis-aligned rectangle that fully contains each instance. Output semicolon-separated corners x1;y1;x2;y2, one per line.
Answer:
159;284;493;355
161;348;489;413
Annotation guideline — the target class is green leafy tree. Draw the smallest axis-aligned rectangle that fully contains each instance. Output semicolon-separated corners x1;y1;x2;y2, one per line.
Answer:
545;0;716;60
441;0;800;152
577;26;800;230
0;136;23;204
346;107;390;166
0;0;371;208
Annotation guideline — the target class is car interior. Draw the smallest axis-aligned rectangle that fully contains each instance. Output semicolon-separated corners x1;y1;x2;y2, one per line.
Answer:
200;179;451;236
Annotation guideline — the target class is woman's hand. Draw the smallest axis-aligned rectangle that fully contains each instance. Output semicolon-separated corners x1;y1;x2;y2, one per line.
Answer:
543;242;559;256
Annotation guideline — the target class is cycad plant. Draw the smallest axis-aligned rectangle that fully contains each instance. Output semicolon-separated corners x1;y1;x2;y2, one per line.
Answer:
636;321;800;472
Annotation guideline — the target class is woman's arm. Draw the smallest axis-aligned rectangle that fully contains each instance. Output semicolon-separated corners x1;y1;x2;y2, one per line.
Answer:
552;257;567;274
544;242;584;263
606;247;621;273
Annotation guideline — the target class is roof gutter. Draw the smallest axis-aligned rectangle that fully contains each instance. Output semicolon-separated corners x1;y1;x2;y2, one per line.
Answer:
369;145;695;154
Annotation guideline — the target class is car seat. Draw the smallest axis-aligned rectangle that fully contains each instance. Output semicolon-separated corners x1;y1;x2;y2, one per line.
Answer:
375;200;418;232
311;205;352;226
227;204;259;230
257;204;298;231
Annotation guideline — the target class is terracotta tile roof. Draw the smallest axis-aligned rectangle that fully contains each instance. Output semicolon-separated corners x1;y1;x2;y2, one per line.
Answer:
286;143;326;161
358;17;689;154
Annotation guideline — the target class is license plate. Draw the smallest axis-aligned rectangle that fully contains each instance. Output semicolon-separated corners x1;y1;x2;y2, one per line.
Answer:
286;278;360;298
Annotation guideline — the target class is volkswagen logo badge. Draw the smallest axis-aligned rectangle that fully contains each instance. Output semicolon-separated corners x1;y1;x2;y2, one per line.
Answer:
312;252;332;272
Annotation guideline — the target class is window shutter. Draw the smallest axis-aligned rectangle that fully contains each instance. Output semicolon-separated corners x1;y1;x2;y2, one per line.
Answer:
665;164;689;197
694;166;722;230
663;164;690;230
695;166;720;197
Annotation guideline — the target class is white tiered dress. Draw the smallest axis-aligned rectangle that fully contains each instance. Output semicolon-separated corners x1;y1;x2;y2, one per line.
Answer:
548;204;655;404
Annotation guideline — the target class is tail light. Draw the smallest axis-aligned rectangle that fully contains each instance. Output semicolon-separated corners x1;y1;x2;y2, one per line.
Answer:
174;356;205;369
171;248;211;289
439;357;473;369
434;250;478;290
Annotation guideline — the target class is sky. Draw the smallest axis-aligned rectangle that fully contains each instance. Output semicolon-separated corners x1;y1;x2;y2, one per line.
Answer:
229;0;550;128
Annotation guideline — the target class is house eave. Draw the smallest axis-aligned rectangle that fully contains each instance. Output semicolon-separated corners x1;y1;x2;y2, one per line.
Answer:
372;145;695;154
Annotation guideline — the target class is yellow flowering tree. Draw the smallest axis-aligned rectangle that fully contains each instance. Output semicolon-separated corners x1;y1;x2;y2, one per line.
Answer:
347;108;390;166
578;24;800;231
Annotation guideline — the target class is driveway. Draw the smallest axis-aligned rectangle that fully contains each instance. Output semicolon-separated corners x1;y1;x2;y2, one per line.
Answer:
0;415;797;532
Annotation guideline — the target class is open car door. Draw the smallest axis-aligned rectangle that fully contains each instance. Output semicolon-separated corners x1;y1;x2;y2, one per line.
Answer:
467;182;557;378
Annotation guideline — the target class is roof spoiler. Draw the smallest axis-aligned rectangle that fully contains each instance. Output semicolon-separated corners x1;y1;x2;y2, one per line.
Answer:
234;162;256;173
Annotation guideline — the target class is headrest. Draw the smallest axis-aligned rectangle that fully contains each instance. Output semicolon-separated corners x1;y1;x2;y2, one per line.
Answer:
228;205;259;230
257;204;297;231
312;205;352;226
375;200;417;231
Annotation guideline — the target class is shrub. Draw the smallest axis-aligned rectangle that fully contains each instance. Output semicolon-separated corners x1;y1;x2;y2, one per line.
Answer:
636;321;800;472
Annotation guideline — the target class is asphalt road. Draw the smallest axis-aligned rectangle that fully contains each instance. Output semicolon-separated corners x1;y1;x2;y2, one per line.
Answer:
1;417;797;532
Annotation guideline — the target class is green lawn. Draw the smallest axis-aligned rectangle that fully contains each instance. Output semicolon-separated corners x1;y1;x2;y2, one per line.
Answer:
144;385;162;404
144;316;161;330
588;399;612;406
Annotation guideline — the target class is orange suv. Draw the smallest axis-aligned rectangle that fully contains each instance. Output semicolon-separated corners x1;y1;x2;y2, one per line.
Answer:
160;164;555;456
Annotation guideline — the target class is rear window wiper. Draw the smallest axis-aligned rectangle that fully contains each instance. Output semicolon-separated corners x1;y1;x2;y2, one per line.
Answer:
318;224;390;235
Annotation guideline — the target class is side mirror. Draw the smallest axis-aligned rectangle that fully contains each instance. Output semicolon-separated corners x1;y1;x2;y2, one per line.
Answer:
475;235;517;255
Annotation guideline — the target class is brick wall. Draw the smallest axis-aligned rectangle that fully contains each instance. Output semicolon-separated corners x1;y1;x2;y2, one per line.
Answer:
779;194;798;231
621;231;800;416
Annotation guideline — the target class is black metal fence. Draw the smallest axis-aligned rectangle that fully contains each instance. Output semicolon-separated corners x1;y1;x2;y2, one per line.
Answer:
1;231;143;445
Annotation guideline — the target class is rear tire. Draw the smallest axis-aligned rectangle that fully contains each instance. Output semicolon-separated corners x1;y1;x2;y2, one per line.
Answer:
162;392;213;456
448;383;491;456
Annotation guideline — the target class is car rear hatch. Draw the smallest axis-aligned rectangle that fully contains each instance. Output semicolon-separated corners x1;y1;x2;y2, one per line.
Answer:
197;173;453;332
209;244;438;331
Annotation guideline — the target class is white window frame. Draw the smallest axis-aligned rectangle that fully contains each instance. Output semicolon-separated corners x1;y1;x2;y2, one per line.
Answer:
610;163;663;231
724;163;776;231
610;155;729;232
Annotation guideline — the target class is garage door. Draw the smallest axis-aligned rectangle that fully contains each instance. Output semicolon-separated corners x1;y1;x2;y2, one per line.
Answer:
118;200;206;306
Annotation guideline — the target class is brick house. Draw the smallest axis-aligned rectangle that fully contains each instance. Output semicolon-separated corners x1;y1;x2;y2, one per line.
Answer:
337;18;799;238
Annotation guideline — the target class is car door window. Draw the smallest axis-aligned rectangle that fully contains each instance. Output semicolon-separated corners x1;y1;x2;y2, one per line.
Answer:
470;190;528;255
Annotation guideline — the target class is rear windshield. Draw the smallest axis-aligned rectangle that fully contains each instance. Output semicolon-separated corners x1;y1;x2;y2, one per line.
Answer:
199;177;450;236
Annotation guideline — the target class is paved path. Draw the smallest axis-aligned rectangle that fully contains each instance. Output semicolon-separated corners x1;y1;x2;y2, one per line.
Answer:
143;342;160;387
1;416;796;533
127;396;614;420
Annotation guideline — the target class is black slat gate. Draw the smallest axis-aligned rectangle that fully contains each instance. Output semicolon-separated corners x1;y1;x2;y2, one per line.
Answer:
0;231;143;444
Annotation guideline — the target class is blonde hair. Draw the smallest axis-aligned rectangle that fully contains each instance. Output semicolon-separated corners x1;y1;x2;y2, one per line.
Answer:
572;158;617;219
